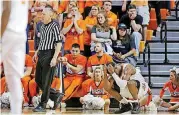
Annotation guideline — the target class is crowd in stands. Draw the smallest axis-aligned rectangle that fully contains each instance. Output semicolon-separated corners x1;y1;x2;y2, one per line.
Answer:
1;0;178;113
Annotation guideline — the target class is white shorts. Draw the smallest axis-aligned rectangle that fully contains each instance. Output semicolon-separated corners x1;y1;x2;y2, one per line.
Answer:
1;29;26;78
120;82;149;99
136;6;150;25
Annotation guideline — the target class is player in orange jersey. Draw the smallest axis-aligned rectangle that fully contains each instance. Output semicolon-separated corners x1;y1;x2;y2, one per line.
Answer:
58;43;87;102
153;67;179;111
80;67;110;110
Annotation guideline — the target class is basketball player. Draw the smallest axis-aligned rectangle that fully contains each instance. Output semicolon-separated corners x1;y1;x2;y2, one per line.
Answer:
80;67;110;110
104;63;152;114
153;67;179;111
1;1;29;114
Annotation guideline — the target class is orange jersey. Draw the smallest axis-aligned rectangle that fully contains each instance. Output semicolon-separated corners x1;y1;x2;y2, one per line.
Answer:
84;16;97;45
63;19;86;51
58;0;85;14
107;11;118;28
160;81;179;102
87;53;113;68
65;54;87;76
88;81;109;99
85;0;103;7
25;54;33;67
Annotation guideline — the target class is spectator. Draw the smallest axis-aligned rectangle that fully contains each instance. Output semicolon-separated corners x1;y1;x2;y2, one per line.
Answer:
111;0;127;19
82;42;113;94
84;0;103;18
62;6;86;54
84;5;100;57
0;54;33;107
129;0;150;41
91;11;117;55
112;23;137;66
80;67;110;110
58;0;85;14
58;43;87;103
149;1;162;32
58;1;78;30
102;0;118;28
120;4;143;57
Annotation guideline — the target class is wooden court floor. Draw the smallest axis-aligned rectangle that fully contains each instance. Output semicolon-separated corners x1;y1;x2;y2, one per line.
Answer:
1;107;179;115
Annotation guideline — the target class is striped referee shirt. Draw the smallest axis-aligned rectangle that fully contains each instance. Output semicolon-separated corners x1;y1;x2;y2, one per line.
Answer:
38;21;62;50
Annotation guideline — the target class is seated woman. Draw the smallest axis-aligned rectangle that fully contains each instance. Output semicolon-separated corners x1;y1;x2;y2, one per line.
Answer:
80;67;110;110
153;67;179;111
91;10;117;55
112;23;137;66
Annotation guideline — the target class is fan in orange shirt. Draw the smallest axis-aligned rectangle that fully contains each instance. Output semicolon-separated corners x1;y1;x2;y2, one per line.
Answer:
58;43;87;101
28;76;61;100
84;5;99;57
82;42;113;94
102;0;118;28
62;6;86;54
84;0;103;18
58;0;84;14
153;67;179;111
80;67;110;110
0;54;33;106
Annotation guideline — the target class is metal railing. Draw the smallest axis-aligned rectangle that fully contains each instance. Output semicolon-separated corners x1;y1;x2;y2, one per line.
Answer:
143;42;152;87
160;21;169;64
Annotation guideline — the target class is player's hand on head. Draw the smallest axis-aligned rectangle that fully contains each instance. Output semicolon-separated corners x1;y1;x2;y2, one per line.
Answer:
107;64;115;75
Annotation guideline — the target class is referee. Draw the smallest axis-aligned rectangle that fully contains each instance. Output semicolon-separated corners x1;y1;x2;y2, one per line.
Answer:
32;5;62;112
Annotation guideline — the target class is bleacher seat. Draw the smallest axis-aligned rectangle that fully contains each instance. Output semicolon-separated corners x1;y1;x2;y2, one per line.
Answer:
145;29;153;41
160;9;167;20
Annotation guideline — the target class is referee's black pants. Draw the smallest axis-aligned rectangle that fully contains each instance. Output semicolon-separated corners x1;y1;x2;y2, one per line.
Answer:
35;50;56;107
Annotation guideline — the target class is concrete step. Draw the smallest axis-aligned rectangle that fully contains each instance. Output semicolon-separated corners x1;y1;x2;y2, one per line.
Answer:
170;10;179;17
141;65;178;72
156;31;179;38
137;58;179;64
150;48;179;52
141;70;169;75
139;54;179;59
150;43;179;48
166;20;179;26
150;88;170;95
152;36;179;41
144;77;169;84
167;25;179;30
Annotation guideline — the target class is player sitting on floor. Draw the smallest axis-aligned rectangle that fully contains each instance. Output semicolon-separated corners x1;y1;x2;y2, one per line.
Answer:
80;66;110;110
104;63;152;114
153;67;179;111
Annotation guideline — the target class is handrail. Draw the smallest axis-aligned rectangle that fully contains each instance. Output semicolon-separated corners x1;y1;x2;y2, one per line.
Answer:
160;21;169;63
160;21;167;43
176;1;179;19
143;41;151;87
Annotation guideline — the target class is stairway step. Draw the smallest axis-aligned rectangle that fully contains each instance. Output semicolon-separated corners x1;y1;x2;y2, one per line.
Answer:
152;36;179;41
156;31;179;37
141;65;178;72
138;59;179;64
139;54;179;59
150;43;179;48
141;71;169;75
150;48;179;52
